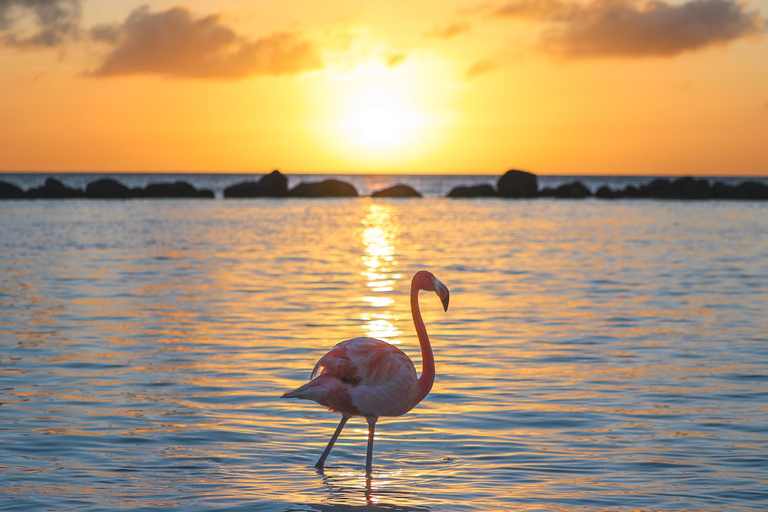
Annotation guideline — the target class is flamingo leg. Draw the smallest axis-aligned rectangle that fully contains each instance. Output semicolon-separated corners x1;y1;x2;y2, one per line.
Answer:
365;416;378;475
315;414;349;471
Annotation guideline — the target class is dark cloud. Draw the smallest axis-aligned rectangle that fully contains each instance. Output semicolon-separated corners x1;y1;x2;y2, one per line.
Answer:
0;0;81;48
88;6;323;79
466;58;499;78
88;21;121;45
495;0;764;58
425;22;472;39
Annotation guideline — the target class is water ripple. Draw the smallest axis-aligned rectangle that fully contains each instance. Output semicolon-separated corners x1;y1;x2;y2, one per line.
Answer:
1;198;767;511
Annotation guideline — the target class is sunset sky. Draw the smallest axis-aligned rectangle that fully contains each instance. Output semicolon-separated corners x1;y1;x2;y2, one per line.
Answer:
1;0;767;175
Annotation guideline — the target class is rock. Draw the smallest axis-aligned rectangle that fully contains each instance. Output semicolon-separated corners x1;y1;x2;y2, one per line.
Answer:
141;181;214;198
26;178;83;199
224;170;288;198
538;187;556;197
85;178;134;198
736;180;768;200
669;177;711;199
288;179;358;197
497;169;538;198
638;178;672;198
552;181;592;198
372;184;422;198
711;182;744;199
447;184;496;198
595;185;622;199
711;181;768;200
0;180;25;199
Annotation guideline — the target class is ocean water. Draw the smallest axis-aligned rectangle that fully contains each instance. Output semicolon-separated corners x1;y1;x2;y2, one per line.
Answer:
1;189;767;511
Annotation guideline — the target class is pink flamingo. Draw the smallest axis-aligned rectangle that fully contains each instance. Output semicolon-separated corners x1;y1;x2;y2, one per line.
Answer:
282;270;450;474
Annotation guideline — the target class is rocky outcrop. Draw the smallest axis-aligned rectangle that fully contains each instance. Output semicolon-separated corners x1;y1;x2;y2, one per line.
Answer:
224;170;288;198
447;184;497;198
26;178;83;199
712;180;768;200
372;184;422;198
669;177;711;199
140;181;214;198
635;177;710;199
85;179;135;198
540;181;592;198
0;181;26;199
595;185;622;199
497;169;538;198
594;177;768;200
288;179;358;197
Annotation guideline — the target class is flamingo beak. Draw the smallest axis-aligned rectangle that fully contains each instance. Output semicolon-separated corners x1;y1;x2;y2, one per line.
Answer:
431;276;450;312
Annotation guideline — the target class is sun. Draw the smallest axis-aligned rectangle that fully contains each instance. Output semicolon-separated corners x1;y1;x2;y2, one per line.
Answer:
305;53;459;170
306;58;451;168
340;86;425;149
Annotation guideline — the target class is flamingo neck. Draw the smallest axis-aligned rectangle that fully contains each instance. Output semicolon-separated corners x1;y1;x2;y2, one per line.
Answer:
412;282;435;403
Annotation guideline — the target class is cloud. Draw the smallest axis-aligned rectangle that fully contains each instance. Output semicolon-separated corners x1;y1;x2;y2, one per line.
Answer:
385;51;407;67
466;58;500;78
0;0;81;48
88;6;323;79
495;0;578;20
425;22;472;39
495;0;764;58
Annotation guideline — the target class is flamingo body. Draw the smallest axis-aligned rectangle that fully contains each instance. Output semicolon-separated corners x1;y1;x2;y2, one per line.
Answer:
284;337;420;417
282;270;449;474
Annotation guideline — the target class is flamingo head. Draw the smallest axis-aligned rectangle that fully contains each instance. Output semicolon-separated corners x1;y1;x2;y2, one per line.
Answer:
433;277;450;312
414;270;450;311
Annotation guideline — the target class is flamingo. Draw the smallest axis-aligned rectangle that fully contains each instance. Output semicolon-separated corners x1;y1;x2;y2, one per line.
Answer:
281;270;450;474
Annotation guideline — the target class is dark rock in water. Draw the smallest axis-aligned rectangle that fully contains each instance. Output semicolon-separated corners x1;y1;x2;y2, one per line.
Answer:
711;181;744;199
623;185;641;198
637;177;712;199
669;177;711;199
0;180;25;199
447;184;496;198
259;169;288;196
710;181;768;200
552;181;592;198
538;187;555;197
596;185;622;199
639;178;672;198
736;180;768;200
288;179;358;197
497;169;538;198
141;181;214;198
26;177;83;199
85;178;134;198
372;184;422;198
224;170;288;198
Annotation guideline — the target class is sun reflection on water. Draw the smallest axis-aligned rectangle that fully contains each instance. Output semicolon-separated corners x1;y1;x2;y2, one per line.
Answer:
360;203;403;344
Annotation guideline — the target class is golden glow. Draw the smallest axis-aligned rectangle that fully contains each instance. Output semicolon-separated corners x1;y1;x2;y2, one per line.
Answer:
360;203;402;342
1;2;766;175
338;81;426;150
307;55;458;170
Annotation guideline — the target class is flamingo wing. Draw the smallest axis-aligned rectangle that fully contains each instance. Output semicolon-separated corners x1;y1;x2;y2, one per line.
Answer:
284;337;420;417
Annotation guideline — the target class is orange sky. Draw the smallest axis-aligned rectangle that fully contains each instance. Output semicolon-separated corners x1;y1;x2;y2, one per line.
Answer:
1;0;767;175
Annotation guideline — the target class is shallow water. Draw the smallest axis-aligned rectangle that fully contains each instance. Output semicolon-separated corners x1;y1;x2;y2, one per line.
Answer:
1;197;767;511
